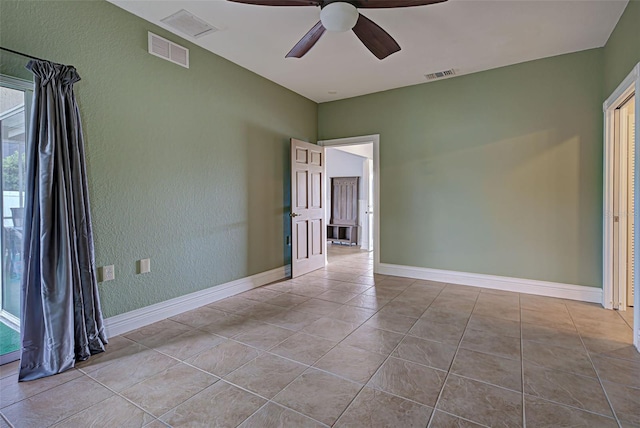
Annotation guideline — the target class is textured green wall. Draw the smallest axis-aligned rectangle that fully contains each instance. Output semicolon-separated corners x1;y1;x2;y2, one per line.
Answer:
0;1;317;317
319;50;604;287
604;0;640;95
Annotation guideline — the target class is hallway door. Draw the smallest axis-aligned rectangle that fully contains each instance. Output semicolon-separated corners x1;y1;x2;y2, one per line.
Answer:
290;139;326;278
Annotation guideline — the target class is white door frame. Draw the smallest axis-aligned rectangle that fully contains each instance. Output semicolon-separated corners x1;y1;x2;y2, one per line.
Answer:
362;158;374;251
318;135;380;273
603;62;640;350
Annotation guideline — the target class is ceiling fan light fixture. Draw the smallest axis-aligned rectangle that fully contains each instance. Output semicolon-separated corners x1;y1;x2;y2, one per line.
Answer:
320;2;358;32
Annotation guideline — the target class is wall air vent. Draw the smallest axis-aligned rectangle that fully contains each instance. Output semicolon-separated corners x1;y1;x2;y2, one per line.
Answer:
148;32;189;68
425;69;456;80
161;9;219;38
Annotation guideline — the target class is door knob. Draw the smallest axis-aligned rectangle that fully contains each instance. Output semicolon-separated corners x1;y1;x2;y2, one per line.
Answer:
290;213;301;218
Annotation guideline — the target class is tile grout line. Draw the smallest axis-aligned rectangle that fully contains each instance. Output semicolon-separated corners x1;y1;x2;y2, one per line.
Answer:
116;327;330;427
521;393;622;421
79;329;257;427
80;353;187;425
424;286;481;427
617;308;634;330
259;321;500;410
129;260;381;426
7;280;416;426
1;368;111;426
215;257;381;427
328;281;510;423
258;258;384;427
49;380;158;428
331;279;435;426
223;377;330;427
434;409;492;428
328;319;452;422
18;253;631;428
84;277;439;428
0;411;15;428
564;305;623;428
239;400;330;428
2;256;366;428
521;301;630;421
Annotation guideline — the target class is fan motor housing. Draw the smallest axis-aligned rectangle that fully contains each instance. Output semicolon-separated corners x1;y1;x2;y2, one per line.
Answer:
320;2;359;32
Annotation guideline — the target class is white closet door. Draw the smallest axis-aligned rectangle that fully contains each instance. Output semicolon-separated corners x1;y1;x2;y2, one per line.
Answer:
627;96;636;306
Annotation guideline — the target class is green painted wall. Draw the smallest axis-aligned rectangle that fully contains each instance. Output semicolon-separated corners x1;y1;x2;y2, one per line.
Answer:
604;0;640;95
319;49;604;287
0;1;317;317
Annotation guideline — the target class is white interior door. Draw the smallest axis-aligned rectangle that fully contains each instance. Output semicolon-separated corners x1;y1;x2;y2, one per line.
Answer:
626;96;636;306
291;139;326;278
613;95;636;310
610;96;636;311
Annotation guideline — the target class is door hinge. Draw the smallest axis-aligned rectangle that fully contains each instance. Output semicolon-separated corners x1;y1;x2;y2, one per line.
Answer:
614;215;620;222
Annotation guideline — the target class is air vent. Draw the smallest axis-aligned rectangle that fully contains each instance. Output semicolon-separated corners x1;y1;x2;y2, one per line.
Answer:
425;69;456;80
148;32;189;68
161;9;218;38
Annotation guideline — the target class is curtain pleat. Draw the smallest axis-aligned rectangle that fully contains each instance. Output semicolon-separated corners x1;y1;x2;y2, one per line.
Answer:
19;60;107;381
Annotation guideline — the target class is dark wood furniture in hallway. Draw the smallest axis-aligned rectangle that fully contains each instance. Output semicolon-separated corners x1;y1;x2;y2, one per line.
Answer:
327;176;359;246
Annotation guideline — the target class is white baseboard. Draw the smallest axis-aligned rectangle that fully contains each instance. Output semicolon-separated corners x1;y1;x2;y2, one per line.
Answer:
104;266;289;338
378;263;602;303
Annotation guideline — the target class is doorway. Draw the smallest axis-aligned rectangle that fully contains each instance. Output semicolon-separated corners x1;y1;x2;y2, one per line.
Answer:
603;63;640;351
318;135;380;273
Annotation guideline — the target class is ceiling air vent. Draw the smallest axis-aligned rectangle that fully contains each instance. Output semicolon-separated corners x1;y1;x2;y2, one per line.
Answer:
161;9;219;39
148;32;189;68
425;69;456;80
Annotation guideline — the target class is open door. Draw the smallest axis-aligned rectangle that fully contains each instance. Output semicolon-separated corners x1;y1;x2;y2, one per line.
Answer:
291;139;326;278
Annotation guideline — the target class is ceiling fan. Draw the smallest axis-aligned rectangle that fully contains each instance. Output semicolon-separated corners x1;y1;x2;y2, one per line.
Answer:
227;0;447;60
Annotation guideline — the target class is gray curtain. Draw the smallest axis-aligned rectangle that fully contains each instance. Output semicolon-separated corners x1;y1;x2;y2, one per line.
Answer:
19;60;107;381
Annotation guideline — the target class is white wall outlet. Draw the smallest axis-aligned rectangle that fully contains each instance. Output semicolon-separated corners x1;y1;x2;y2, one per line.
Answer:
101;265;115;282
138;258;151;274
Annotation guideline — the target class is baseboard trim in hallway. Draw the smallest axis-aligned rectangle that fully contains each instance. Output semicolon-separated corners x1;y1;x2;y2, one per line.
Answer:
104;266;289;338
378;263;603;303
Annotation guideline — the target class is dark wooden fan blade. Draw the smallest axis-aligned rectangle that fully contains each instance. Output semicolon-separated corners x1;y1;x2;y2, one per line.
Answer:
227;0;321;6
286;21;326;58
351;0;447;8
352;14;400;59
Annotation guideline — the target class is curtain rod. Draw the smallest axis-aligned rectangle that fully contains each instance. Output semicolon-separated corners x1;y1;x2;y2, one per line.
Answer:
0;46;49;62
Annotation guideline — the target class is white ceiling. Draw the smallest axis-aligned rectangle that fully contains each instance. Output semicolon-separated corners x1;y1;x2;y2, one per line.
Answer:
331;143;373;159
110;0;628;103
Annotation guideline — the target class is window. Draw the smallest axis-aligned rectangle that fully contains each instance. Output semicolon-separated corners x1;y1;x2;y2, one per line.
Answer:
0;75;32;359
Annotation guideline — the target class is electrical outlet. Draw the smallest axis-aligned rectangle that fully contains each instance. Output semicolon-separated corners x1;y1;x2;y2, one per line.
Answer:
138;258;151;274
101;265;115;282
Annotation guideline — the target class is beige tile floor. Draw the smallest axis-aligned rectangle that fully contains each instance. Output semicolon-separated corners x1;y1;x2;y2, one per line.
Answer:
1;245;639;427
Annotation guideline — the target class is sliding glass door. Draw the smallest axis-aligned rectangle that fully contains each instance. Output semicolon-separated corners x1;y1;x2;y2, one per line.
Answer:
0;77;31;359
